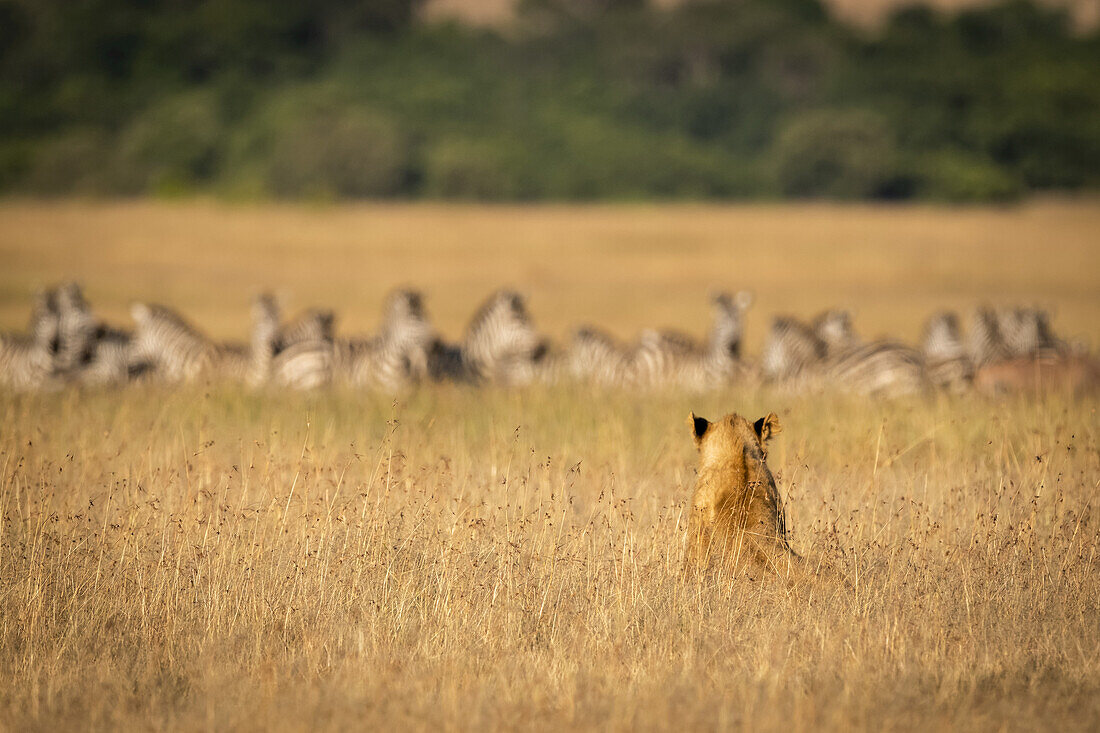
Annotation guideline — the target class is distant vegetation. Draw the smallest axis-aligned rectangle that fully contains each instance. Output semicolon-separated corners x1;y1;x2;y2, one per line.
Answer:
1;0;1098;201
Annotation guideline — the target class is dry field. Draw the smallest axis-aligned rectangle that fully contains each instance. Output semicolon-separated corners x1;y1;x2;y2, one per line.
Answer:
1;199;1099;731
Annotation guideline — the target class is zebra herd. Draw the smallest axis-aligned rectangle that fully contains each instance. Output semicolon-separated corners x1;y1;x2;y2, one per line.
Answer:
0;283;1093;396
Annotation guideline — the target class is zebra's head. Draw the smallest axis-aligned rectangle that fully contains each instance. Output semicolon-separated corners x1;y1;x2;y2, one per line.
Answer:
998;306;1061;356
921;311;964;360
812;309;858;356
381;289;437;379
760;316;825;382
464;289;544;384
381;289;435;345
708;290;753;360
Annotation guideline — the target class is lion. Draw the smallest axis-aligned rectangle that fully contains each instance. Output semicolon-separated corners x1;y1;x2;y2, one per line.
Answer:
685;410;804;581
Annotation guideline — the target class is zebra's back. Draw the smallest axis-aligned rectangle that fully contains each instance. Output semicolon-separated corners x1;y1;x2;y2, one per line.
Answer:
825;341;930;398
271;339;334;390
566;327;632;386
760;317;825;383
129;304;219;382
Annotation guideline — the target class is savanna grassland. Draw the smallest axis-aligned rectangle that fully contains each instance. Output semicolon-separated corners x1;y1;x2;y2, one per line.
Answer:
1;200;1099;731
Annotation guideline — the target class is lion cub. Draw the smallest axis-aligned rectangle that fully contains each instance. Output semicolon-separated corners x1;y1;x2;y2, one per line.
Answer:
685;411;801;580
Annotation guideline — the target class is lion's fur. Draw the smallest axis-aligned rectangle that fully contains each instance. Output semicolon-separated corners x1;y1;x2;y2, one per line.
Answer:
685;411;804;581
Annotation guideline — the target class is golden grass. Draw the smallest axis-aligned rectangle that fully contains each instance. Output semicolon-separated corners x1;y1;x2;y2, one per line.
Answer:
1;199;1099;730
1;386;1098;730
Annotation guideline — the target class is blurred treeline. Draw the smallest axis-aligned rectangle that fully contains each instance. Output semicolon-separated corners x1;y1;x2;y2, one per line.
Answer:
1;0;1098;201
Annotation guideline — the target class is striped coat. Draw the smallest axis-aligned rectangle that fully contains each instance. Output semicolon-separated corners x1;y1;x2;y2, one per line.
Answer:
53;283;97;376
563;326;634;386
0;291;60;391
966;307;1011;368
250;294;333;389
623;291;755;390
823;340;930;398
921;311;973;393
759;316;826;384
812;309;859;357
996;306;1065;358
77;324;137;386
333;290;437;391
456;290;547;386
129;304;262;384
762;314;928;398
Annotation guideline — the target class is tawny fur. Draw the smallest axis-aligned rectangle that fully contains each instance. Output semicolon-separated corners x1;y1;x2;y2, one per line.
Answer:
685;411;804;581
974;354;1099;395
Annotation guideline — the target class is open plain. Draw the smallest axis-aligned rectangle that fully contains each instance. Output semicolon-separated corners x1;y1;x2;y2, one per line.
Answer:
1;199;1099;730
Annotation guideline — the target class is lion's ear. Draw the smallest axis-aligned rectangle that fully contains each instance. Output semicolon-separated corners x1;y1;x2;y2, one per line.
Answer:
754;413;782;444
688;412;710;447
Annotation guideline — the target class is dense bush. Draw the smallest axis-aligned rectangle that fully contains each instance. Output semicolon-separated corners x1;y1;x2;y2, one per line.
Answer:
264;108;410;198
0;0;1097;200
773;110;898;198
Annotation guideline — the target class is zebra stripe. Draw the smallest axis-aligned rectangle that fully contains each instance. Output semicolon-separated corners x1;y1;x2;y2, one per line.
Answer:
594;291;753;390
0;291;59;391
129;304;217;382
812;309;859;358
921;311;973;393
564;326;633;386
759;316;825;383
129;303;262;384
329;290;438;391
277;309;335;352
966;307;1010;368
996;306;1065;358
458;290;546;386
77;324;137;386
54;282;97;375
271;339;334;390
824;340;930;398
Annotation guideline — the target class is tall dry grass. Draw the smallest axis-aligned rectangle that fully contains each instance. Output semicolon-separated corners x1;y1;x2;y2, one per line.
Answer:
1;385;1097;730
1;200;1098;729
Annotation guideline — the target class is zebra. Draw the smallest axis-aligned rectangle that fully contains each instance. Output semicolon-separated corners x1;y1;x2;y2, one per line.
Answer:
450;290;548;386
76;323;138;386
812;309;859;357
0;290;61;391
761;313;927;397
759;316;826;384
52;285;140;386
563;326;634;386
249;294;332;389
822;339;930;398
996;306;1065;358
276;308;335;353
333;290;438;391
128;303;263;384
966;306;1011;368
52;282;97;376
629;291;755;390
921;311;973;393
